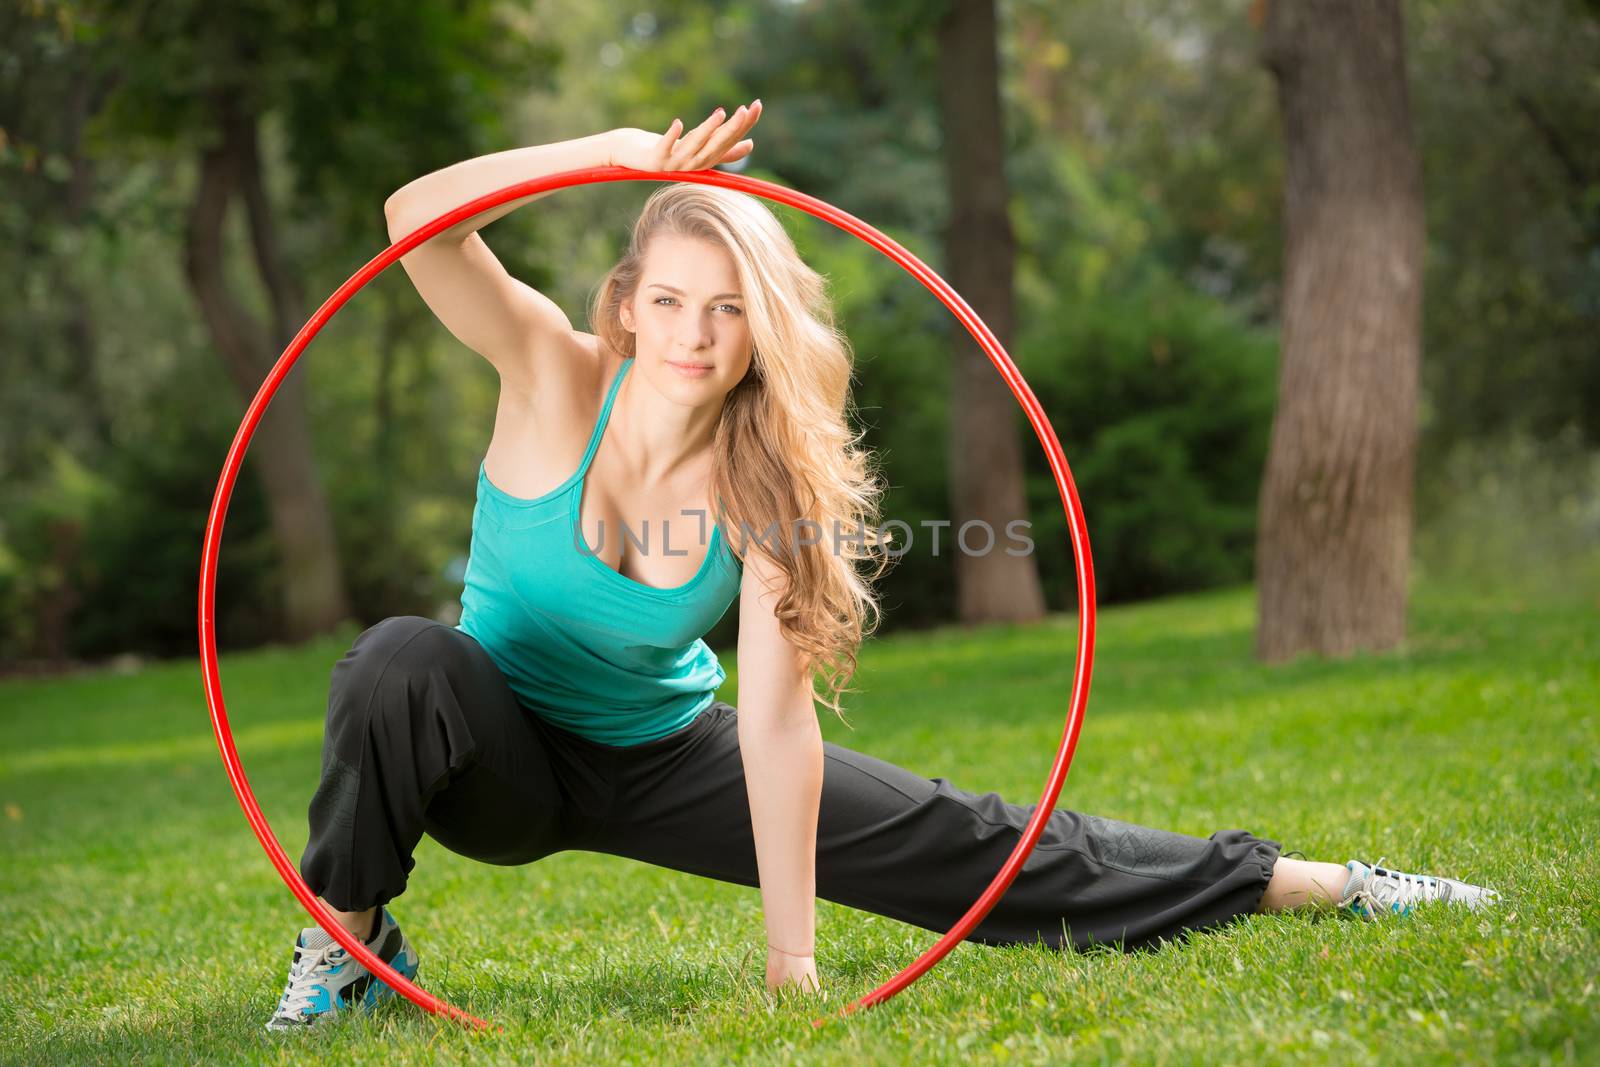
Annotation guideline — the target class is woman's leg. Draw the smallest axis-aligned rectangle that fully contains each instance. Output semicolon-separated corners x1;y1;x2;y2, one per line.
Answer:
298;617;575;927
570;701;1282;952
1258;857;1355;911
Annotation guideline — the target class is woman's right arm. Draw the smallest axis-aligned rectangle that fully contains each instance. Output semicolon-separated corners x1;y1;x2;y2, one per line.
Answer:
382;104;760;388
382;130;621;386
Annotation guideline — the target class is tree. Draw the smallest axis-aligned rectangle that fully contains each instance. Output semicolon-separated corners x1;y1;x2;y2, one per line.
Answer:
187;86;353;640
1407;0;1600;452
617;0;1047;625
1254;0;1424;660
935;0;1047;624
92;0;552;642
0;10;119;464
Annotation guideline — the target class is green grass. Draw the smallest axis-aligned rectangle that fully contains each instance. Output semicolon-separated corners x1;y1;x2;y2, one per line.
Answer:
1;583;1596;1064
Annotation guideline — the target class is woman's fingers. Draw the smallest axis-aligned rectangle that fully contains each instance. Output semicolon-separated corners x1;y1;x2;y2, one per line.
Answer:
668;101;762;170
653;118;683;168
710;101;761;164
730;100;762;159
693;106;744;167
673;107;728;168
703;104;756;165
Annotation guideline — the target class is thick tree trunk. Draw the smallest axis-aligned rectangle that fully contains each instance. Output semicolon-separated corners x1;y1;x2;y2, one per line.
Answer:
1255;0;1424;661
184;90;350;641
936;0;1048;625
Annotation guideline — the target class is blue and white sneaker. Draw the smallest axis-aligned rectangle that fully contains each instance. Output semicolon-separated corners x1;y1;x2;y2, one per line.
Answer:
265;907;419;1031
1337;858;1502;920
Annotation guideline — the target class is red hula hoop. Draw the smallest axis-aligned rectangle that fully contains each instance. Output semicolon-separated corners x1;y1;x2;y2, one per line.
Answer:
196;165;1096;1035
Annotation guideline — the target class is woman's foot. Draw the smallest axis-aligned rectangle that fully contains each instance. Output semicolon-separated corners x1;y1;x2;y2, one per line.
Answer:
1336;858;1502;919
264;906;419;1031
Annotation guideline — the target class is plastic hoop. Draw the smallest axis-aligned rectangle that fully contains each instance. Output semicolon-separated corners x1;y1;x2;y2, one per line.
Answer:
197;166;1096;1033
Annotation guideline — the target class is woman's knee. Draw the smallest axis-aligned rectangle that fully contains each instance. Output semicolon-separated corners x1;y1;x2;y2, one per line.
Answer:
327;616;477;727
355;615;454;661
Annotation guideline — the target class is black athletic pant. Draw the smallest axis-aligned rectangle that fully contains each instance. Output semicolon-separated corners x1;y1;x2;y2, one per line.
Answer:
299;617;1282;952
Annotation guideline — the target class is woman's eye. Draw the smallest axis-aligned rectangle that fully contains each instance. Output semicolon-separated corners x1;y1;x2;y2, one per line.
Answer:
653;297;742;315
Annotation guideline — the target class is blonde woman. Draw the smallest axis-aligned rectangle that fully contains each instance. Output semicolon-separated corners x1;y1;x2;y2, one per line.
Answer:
266;102;1499;1031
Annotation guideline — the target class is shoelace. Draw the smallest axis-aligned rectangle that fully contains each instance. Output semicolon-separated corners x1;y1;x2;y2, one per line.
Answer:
277;941;355;1019
1347;856;1451;915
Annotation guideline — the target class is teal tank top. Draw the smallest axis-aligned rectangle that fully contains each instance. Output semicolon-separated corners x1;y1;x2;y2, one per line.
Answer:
454;357;744;746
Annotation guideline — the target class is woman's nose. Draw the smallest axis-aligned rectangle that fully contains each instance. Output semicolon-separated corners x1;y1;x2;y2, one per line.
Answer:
680;312;716;348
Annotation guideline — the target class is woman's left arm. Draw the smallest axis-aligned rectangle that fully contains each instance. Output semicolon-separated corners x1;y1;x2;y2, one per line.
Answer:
736;548;825;995
738;702;823;993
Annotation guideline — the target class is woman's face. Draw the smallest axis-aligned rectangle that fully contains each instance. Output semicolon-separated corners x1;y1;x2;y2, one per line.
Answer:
620;233;753;402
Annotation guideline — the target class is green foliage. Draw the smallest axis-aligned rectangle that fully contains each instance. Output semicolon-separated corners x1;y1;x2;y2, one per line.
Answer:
0;0;560;665
0;448;111;662
324;473;449;629
1020;275;1277;603
87;0;561;279
6;0;1595;661
1406;0;1600;449
68;380;282;659
1006;126;1279;605
1415;425;1600;599
720;0;946;231
0;386;281;664
788;205;960;625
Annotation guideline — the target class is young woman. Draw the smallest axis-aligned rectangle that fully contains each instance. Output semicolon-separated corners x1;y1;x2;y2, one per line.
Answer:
266;102;1499;1031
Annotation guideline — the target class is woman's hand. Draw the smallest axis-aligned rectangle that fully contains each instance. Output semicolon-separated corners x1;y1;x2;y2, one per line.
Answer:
608;100;763;173
765;945;822;996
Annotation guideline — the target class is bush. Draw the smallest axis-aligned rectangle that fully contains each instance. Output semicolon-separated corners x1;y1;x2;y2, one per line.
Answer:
69;404;283;659
1018;276;1278;604
789;215;1279;619
0;416;282;665
0;447;110;664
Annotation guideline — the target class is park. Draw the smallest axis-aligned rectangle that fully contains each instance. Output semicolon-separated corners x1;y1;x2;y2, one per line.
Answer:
2;1;1596;1063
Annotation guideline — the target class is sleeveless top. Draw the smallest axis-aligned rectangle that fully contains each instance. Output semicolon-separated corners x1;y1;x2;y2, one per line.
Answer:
454;357;744;746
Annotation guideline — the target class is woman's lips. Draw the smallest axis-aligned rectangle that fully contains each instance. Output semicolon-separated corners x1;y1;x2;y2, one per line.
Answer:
668;360;714;379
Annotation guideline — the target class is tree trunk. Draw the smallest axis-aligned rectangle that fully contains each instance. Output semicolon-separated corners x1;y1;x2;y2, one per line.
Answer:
56;70;116;449
1255;0;1424;661
33;519;83;662
935;0;1048;625
184;90;350;641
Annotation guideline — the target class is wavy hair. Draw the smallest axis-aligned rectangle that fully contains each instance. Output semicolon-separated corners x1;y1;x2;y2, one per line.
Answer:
586;182;895;722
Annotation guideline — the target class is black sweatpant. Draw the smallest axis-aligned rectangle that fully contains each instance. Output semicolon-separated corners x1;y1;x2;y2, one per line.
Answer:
299;617;1282;952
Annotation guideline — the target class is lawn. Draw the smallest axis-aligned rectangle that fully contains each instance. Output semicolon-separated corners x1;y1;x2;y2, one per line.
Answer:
1;583;1596;1065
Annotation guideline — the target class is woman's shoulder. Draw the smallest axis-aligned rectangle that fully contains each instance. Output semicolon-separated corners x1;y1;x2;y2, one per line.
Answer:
503;331;615;416
482;334;617;498
569;333;629;405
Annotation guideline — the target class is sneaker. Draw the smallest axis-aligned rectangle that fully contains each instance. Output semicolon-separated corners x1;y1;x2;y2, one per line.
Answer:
264;907;419;1031
1337;858;1502;920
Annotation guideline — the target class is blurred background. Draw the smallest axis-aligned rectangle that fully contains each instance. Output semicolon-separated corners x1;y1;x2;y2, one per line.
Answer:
2;0;1596;675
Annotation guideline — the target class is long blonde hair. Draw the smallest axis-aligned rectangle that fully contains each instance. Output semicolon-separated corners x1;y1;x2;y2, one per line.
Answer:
587;182;895;721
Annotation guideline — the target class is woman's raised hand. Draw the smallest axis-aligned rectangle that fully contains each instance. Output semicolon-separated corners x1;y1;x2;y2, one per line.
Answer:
608;100;762;173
